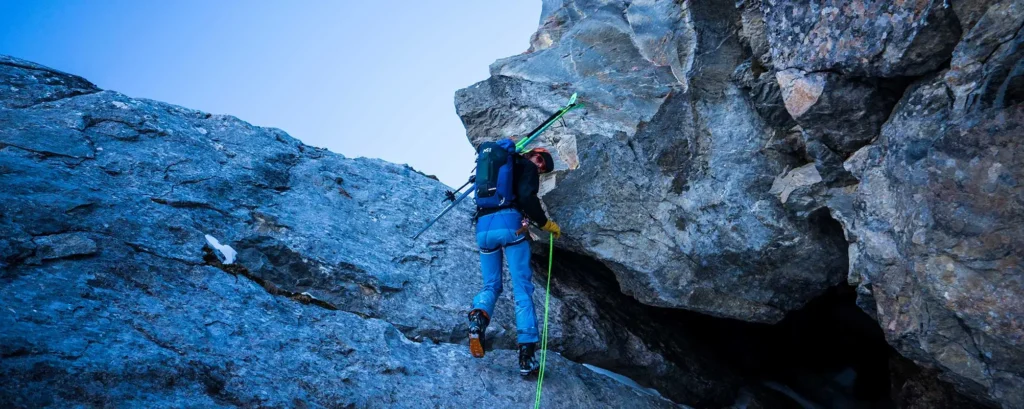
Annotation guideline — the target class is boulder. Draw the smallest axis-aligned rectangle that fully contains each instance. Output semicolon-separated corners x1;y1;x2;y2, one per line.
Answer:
456;0;847;324
761;0;961;77
776;69;898;156
829;4;1024;405
460;1;1021;407
0;55;98;109
836;74;1024;408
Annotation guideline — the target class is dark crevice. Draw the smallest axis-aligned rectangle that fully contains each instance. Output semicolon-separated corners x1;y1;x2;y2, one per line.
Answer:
852;54;955;156
201;246;339;311
831;73;925;159
702;285;895;405
809;207;849;258
124;241;199;266
2;348;32;359
870;61;949;131
535;239;981;408
531;245;739;407
129;323;185;356
0;143;94;160
149;197;229;216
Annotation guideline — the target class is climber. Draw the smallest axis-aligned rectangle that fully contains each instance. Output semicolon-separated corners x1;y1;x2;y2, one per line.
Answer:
467;143;561;377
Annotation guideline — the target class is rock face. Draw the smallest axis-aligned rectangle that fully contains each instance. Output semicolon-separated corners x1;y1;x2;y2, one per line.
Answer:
1;253;680;408
945;0;1024;113
839;80;1024;408
0;55;689;408
4;0;1023;405
457;0;849;324
766;1;1024;407
458;0;1023;407
833;4;1024;404
762;0;961;78
775;69;899;157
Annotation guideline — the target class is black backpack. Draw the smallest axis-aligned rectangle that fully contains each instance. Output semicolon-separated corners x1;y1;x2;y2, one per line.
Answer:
474;139;517;209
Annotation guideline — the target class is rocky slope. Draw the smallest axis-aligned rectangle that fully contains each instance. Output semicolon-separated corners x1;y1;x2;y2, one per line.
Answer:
3;0;1022;407
0;55;688;408
456;0;1023;407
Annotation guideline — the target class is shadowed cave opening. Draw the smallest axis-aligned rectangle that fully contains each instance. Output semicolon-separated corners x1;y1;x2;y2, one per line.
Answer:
534;242;981;408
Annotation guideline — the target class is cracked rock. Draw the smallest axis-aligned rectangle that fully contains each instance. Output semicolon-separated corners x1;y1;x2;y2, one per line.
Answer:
945;0;1024;113
769;163;825;216
776;69;898;156
833;74;1024;408
31;232;97;261
762;0;961;77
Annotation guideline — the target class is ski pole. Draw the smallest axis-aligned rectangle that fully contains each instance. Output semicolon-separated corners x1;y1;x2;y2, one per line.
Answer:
412;187;473;240
444;174;476;202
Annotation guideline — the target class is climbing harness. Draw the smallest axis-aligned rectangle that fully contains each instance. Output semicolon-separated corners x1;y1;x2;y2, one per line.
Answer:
412;93;582;240
533;233;555;409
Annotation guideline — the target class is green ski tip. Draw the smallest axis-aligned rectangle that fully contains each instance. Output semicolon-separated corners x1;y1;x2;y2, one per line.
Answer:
568;92;578;106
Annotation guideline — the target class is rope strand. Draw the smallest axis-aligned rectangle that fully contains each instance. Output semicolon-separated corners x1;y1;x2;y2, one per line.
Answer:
533;234;554;409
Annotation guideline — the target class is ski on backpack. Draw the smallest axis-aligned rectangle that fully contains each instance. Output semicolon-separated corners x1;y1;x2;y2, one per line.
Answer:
515;93;580;153
411;93;581;240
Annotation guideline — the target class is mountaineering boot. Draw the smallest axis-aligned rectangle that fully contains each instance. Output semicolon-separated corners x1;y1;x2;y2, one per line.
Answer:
519;343;540;376
468;309;489;358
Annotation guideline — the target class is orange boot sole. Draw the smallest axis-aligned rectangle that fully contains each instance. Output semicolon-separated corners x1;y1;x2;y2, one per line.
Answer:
469;333;485;358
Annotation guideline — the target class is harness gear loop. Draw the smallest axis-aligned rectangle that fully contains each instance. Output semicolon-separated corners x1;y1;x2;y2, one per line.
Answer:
515;218;530;236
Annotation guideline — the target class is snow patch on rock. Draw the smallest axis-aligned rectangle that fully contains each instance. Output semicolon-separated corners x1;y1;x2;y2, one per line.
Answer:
204;234;237;264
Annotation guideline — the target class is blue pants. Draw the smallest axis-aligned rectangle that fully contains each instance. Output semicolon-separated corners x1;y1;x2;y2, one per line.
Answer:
473;208;539;344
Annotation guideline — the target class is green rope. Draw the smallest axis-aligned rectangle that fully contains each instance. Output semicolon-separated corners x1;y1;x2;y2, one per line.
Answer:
533;233;554;409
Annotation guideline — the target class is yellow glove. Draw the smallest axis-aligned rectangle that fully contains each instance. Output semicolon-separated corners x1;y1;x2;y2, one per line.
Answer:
541;220;561;239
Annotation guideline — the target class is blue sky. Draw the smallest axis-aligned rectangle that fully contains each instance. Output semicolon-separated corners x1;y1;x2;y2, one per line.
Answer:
0;1;540;187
